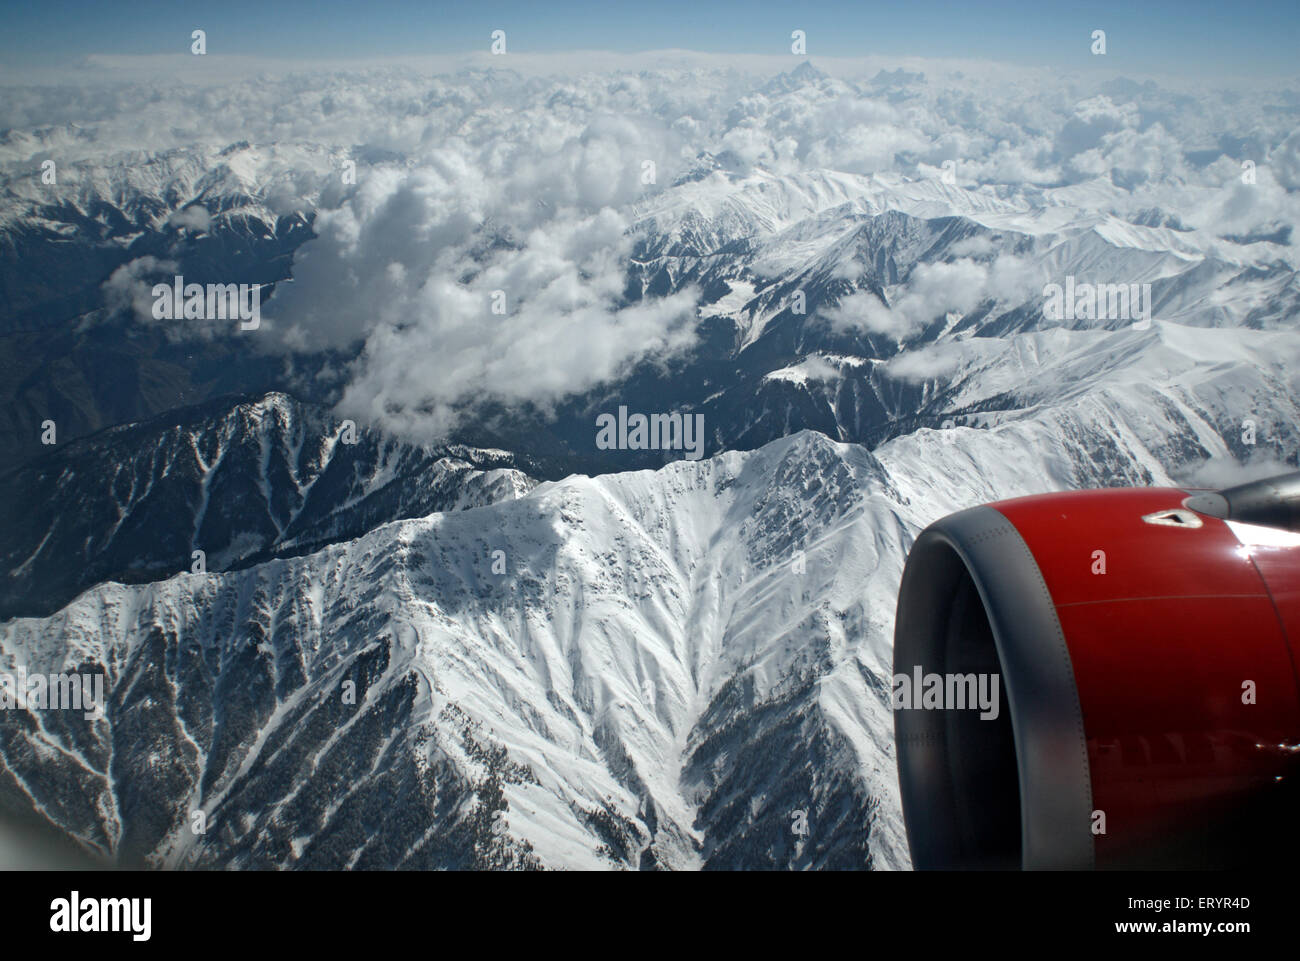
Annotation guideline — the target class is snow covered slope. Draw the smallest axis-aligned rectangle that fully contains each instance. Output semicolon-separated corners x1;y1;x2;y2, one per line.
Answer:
5;363;1278;871
3;60;1299;872
0;431;924;869
0;392;535;620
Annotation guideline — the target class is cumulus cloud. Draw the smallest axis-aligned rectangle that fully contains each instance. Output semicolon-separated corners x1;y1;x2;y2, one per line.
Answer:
822;255;1040;340
1056;96;1140;159
884;340;997;383
337;284;700;441
100;255;176;326
244;106;701;439
1179;158;1300;239
1272;130;1300;191
948;235;996;258
167;204;210;232
11;57;1300;440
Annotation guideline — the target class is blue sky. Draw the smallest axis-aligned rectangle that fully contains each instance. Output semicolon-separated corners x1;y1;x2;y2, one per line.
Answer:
1;0;1297;76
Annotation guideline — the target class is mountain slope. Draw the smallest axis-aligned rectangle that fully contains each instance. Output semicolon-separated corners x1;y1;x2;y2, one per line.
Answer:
0;392;535;620
1;431;925;870
5;371;1275;872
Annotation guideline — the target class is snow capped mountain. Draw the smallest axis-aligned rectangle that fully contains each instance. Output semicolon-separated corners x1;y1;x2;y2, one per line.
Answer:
0;349;1281;870
5;64;1297;471
0;392;535;620
0;140;327;338
2;57;1299;872
0;139;335;474
613;161;1300;471
1;431;914;869
0;138;337;235
785;320;1300;469
632;167;1299;346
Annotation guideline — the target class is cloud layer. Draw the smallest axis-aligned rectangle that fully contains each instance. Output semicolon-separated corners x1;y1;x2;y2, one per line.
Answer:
5;56;1300;440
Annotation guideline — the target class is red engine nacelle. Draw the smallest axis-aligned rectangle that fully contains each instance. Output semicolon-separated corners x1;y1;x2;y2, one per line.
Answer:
893;471;1300;869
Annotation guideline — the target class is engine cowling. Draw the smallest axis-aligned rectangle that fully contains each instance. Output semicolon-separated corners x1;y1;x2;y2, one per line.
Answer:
892;471;1300;869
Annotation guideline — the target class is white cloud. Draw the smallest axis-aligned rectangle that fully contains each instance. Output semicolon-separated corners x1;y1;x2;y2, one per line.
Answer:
10;57;1300;440
100;255;176;326
167;204;210;232
1272;130;1300;191
823;255;1039;340
885;341;987;382
948;235;995;258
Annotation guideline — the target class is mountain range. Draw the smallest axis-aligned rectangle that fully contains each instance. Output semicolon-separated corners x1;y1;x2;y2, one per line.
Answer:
2;61;1298;869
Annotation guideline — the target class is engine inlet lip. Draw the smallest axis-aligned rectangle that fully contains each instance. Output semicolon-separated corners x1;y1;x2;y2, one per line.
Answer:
893;505;1095;870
